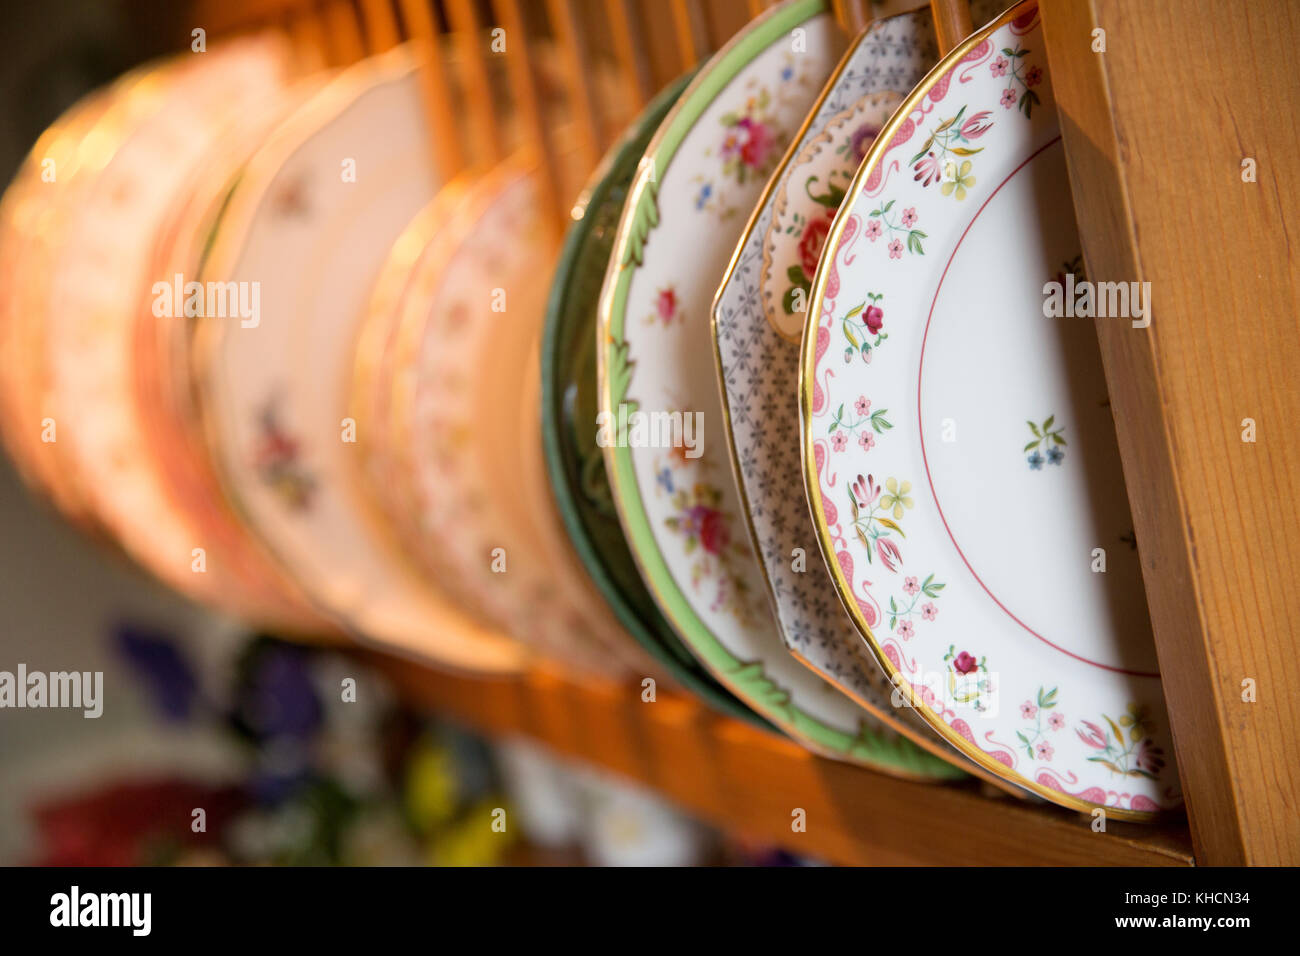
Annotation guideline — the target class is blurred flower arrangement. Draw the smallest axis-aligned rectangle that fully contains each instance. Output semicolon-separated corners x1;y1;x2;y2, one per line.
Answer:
27;629;514;866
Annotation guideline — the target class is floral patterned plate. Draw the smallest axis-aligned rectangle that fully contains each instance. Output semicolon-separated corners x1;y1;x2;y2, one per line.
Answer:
599;0;961;777
800;0;1181;815
382;154;639;676
136;72;336;637
192;47;526;674
713;3;1014;789
542;72;765;721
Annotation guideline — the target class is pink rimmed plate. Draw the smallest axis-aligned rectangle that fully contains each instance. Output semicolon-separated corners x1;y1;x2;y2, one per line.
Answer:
800;0;1181;816
713;1;1012;788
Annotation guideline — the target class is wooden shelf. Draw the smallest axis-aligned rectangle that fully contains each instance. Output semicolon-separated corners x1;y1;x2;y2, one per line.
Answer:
1042;0;1300;865
368;654;1194;866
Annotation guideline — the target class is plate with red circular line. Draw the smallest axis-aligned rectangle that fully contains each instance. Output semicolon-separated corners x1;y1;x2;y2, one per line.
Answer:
800;0;1181;816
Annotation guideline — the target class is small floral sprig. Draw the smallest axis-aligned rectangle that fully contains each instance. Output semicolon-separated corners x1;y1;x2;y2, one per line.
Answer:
665;480;753;623
944;645;994;712
1076;704;1165;780
1016;686;1065;762
865;200;925;257
1024;415;1066;469
840;293;888;363
253;398;316;511
828;395;892;453
848;473;912;570
991;45;1043;117
644;286;681;326
909;106;993;201
888;573;945;638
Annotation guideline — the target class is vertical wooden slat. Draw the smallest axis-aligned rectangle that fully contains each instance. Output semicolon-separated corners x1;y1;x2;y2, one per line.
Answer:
545;0;604;172
359;0;402;51
323;0;367;63
670;0;708;67
286;6;331;73
448;0;505;167
491;0;566;230
605;0;654;111
930;0;973;54
1041;0;1300;865
399;0;465;180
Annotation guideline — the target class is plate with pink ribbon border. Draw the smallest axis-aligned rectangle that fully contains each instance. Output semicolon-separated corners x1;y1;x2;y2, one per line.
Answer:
800;0;1181;817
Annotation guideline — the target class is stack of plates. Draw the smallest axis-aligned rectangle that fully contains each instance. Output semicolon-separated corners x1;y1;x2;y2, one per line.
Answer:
0;0;1182;817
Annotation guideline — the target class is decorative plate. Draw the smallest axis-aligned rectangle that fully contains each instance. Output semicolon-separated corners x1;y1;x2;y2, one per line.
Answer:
386;156;637;676
193;47;525;674
352;178;475;562
542;72;764;721
45;40;295;606
0;82;115;525
800;0;1181;815
599;0;961;777
0;39;327;632
713;4;1010;786
136;73;335;636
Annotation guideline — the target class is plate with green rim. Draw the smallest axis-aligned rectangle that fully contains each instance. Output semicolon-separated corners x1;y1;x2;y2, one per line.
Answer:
542;72;763;726
597;0;963;778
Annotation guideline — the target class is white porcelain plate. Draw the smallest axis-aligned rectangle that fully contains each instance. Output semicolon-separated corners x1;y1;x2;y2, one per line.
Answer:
599;0;961;778
195;49;524;674
801;0;1180;815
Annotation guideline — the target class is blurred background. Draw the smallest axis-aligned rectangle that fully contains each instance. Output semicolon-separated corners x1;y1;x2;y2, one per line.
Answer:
0;0;824;868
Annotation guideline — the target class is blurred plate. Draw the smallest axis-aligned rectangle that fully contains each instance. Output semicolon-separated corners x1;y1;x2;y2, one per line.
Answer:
192;46;525;674
383;155;633;675
542;71;763;718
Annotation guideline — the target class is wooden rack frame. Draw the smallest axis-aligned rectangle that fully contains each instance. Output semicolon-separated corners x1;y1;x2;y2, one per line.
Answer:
188;0;1298;865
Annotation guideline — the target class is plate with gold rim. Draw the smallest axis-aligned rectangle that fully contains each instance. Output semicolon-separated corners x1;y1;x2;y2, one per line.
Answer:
136;72;336;636
542;71;766;720
712;2;1014;788
800;0;1181;815
598;0;962;777
192;46;526;674
385;154;639;676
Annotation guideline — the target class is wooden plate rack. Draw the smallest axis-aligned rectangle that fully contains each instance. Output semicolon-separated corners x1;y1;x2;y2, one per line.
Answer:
179;0;1298;865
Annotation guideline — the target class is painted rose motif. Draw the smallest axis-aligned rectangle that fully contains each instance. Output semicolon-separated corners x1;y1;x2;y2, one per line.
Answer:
718;89;781;185
797;211;833;279
952;651;979;674
697;507;730;555
663;479;753;623
840;292;888;363
724;115;776;173
253;398;316;511
646;286;681;326
780;176;848;315
944;646;993;712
